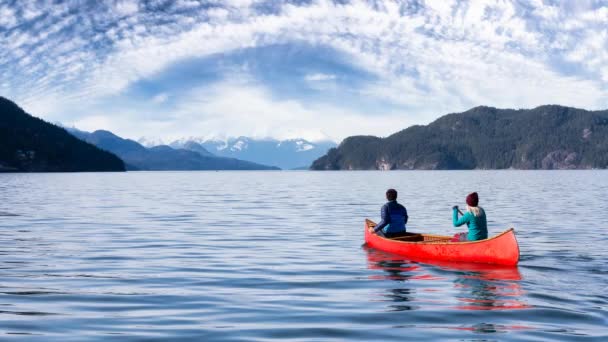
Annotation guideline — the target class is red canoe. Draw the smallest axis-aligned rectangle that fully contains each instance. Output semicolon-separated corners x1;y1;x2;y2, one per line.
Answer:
364;219;520;266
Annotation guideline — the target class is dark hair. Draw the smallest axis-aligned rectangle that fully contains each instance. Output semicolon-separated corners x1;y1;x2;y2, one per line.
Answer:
386;189;398;201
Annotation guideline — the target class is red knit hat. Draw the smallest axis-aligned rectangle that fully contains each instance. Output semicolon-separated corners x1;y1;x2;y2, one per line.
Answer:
466;192;479;207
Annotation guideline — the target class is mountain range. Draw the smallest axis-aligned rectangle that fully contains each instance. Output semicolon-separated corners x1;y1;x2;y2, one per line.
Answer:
312;105;608;170
6;93;605;172
141;137;337;170
0;96;125;172
68;129;279;171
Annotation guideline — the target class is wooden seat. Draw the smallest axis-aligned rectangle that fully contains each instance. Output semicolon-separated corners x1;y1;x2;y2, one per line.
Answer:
390;234;451;243
390;234;424;241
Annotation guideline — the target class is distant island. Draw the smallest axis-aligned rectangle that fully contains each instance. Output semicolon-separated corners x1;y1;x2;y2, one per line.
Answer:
312;105;608;170
68;129;280;171
0;97;125;172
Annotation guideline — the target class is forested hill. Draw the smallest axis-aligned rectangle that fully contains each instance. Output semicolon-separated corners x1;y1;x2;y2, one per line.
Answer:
0;97;125;172
311;105;608;170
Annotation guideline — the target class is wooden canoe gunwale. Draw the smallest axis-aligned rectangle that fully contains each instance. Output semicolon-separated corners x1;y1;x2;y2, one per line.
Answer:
365;219;515;245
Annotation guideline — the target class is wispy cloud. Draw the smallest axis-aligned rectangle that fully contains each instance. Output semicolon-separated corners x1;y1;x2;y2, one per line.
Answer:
1;0;607;142
305;73;336;81
66;75;413;142
114;0;139;16
151;93;169;104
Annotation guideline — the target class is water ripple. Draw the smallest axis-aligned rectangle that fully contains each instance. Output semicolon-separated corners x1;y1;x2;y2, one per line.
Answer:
0;171;606;340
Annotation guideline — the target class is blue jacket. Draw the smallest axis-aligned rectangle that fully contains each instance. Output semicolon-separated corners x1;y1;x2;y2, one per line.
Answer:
374;201;408;234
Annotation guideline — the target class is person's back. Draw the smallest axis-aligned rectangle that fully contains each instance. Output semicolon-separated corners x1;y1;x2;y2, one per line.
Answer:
374;189;408;237
452;192;488;241
453;207;487;241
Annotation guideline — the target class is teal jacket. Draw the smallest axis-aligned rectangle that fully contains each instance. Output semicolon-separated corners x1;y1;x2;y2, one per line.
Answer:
453;208;488;241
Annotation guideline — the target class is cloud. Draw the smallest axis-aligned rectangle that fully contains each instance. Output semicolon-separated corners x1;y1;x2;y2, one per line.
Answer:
305;73;337;81
69;78;413;142
1;0;607;142
114;0;139;16
0;5;17;28
72;115;113;133
152;93;169;104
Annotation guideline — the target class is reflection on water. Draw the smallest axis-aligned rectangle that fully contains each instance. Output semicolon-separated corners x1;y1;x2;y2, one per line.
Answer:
440;322;533;333
385;288;417;312
365;247;531;312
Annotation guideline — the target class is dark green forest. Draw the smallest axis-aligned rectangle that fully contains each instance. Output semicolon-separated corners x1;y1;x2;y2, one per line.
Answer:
0;97;125;172
312;105;608;170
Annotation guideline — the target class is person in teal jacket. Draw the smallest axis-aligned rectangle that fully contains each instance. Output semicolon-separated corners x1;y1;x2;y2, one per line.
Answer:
452;192;488;241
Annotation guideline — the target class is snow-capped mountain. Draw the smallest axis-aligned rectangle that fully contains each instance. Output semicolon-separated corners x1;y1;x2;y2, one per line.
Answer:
168;137;337;170
70;130;278;171
137;136;166;148
171;140;214;157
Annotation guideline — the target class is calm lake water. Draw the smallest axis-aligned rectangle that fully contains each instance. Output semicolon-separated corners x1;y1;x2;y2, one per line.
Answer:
0;171;607;341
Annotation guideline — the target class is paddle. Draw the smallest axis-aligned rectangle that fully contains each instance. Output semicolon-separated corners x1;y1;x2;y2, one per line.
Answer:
452;207;468;242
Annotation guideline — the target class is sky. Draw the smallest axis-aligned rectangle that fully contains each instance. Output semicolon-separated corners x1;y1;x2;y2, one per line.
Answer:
1;0;607;143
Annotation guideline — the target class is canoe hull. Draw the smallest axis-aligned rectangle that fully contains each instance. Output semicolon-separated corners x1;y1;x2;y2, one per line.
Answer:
364;220;520;266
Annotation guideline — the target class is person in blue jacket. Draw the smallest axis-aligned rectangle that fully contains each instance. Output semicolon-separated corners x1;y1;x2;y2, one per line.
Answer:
452;192;488;241
374;189;408;238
